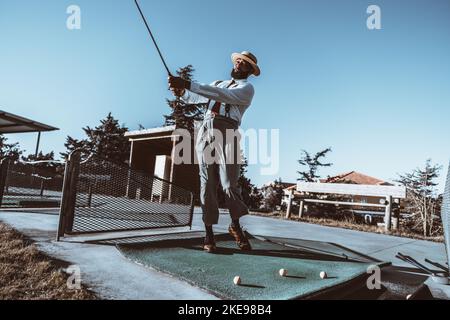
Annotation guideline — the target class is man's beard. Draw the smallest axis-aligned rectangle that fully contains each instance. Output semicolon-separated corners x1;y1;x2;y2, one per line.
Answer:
231;68;250;80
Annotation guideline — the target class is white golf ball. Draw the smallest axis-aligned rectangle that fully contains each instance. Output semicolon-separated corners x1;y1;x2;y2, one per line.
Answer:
279;269;288;277
320;271;328;279
233;276;241;285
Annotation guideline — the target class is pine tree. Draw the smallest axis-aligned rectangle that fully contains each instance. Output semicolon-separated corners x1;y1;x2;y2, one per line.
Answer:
20;151;65;179
396;159;442;237
263;178;285;211
22;151;56;168
238;156;265;210
238;156;254;207
215;155;259;209
297;147;333;182
249;186;264;210
61;113;130;165
0;134;22;161
164;65;205;133
60;136;89;160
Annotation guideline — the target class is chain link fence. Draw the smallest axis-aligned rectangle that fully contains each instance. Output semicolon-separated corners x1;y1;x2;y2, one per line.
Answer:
57;151;194;239
442;163;450;269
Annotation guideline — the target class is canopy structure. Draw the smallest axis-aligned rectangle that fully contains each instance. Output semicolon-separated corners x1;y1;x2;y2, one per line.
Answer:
0;111;58;134
0;110;59;156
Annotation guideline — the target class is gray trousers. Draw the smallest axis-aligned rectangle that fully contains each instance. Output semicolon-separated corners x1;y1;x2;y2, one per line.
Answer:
195;116;249;225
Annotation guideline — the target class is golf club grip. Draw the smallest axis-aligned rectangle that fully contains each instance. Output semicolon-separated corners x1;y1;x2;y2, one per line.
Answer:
134;0;172;76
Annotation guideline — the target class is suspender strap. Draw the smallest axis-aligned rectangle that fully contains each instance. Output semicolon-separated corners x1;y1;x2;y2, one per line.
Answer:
210;80;235;115
206;80;223;111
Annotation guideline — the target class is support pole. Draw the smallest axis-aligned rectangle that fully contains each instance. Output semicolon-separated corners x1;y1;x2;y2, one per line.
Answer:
40;179;45;197
299;200;305;218
168;137;177;202
392;199;400;230
64;151;81;233
0;159;10;207
35;131;41;157
392;215;399;230
87;185;93;208
384;195;392;231
126;140;135;199
56;150;81;241
285;189;294;219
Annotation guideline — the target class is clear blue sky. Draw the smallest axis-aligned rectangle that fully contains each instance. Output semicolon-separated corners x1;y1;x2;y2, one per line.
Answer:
1;0;449;190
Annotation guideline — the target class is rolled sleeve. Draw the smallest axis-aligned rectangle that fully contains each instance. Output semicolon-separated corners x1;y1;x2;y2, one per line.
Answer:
180;87;209;104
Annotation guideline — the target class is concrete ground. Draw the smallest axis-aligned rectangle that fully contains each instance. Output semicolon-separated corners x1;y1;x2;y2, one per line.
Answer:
0;209;447;300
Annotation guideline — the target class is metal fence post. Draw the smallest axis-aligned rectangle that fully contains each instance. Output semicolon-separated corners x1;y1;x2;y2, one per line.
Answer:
64;151;81;234
57;158;70;241
56;151;81;241
188;192;195;230
0;159;10;207
40;179;45;197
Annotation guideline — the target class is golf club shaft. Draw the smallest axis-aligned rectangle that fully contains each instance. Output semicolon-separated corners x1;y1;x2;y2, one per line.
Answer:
424;259;449;273
397;253;435;275
399;253;434;274
255;235;358;262
397;253;428;271
396;255;431;274
134;0;172;76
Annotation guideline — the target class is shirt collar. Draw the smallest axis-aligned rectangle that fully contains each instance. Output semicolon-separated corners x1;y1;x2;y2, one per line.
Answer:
231;78;248;84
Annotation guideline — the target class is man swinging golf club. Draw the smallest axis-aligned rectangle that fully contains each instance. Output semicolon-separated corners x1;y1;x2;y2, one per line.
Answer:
168;51;260;253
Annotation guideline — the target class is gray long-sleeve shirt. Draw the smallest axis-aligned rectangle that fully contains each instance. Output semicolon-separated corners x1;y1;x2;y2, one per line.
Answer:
181;78;255;125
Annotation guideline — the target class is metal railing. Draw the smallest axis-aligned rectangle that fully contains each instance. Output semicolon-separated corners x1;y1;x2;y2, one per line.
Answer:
0;158;64;208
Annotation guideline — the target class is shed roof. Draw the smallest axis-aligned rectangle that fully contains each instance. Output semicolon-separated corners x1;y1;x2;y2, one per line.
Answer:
0;110;58;134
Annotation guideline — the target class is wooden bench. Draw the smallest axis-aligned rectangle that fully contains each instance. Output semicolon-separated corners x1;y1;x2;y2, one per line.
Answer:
286;182;407;231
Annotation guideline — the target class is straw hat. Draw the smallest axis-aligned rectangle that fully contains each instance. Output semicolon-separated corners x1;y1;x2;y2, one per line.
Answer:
231;51;260;76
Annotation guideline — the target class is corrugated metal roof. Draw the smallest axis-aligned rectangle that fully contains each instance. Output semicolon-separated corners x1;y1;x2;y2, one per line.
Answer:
0;110;59;134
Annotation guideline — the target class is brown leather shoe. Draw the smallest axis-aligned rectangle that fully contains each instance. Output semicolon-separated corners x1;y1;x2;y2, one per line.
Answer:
228;224;252;251
203;237;217;253
203;243;217;253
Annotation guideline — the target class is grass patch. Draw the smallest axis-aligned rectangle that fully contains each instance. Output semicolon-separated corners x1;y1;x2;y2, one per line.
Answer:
250;212;444;243
0;223;97;300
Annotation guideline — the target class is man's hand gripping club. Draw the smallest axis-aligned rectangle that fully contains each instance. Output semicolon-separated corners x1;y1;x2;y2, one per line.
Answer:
168;76;191;97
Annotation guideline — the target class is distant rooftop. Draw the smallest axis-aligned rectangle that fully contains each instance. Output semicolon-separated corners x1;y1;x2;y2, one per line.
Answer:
125;125;176;138
261;180;296;189
284;171;392;191
0;110;59;134
320;171;392;186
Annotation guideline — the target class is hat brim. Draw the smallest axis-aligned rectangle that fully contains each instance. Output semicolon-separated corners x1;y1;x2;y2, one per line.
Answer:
231;53;260;77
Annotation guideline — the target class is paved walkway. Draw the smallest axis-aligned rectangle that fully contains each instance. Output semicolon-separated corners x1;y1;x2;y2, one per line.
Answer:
0;210;446;299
